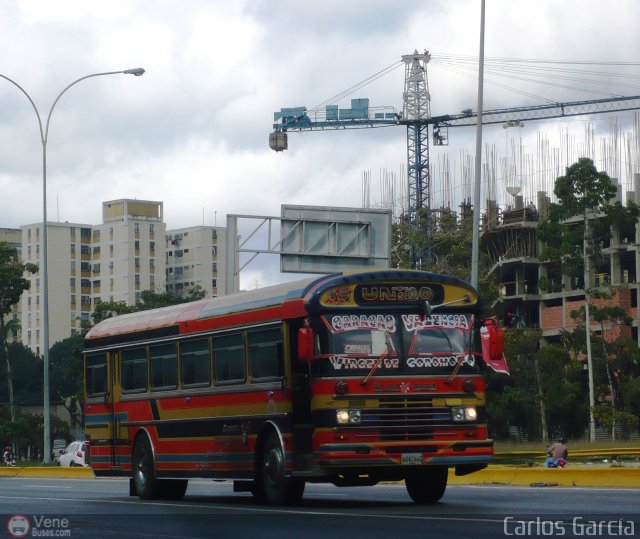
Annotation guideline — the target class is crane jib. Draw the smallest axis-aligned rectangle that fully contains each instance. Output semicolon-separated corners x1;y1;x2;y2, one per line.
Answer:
270;49;640;265
431;95;640;127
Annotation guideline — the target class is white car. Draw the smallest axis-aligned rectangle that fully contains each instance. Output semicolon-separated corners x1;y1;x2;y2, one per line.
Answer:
58;441;89;467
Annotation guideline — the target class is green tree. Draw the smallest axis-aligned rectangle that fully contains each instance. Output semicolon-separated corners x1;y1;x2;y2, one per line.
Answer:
0;406;69;460
570;303;640;439
136;286;206;311
49;335;84;434
537;158;627;441
391;214;499;313
91;300;136;324
487;328;587;441
49;335;84;402
0;242;38;429
486;329;542;440
0;342;43;405
91;287;206;325
538;158;618;282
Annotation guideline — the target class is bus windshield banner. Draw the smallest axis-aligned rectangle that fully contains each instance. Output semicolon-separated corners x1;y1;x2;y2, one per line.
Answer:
319;313;477;374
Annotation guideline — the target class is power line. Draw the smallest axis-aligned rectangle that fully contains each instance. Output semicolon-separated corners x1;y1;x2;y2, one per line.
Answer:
431;53;640;103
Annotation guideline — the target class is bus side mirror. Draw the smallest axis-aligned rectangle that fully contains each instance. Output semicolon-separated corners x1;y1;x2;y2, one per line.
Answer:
480;318;504;361
297;326;315;362
480;317;509;374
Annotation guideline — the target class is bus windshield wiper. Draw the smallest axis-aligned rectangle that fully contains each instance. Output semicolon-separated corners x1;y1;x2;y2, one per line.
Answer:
360;330;396;386
422;294;471;317
446;325;474;384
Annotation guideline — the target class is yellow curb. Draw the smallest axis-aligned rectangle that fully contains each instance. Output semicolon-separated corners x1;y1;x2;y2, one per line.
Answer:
1;465;637;487
448;466;640;488
0;466;95;479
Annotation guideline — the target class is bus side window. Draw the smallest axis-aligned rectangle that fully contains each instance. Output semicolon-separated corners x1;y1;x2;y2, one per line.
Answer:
180;338;211;387
248;328;283;381
150;343;178;391
121;347;148;392
213;333;245;384
86;353;107;396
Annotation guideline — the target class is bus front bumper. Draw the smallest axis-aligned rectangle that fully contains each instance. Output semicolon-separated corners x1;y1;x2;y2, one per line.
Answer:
315;440;493;468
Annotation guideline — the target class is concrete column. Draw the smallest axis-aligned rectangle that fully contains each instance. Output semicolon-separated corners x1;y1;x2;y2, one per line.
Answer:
610;250;621;286
516;265;524;295
537;191;549;221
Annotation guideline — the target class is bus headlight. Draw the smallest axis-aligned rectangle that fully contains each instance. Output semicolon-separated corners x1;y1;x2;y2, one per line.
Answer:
451;406;477;422
336;409;362;425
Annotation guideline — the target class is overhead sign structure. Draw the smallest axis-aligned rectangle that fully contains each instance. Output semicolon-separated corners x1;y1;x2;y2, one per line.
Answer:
280;205;391;274
225;205;392;293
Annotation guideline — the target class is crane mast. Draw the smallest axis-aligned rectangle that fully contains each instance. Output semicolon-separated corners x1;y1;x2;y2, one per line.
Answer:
401;50;432;230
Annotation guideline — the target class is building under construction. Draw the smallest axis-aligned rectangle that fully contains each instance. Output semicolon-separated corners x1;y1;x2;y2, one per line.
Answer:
481;172;640;344
361;112;640;343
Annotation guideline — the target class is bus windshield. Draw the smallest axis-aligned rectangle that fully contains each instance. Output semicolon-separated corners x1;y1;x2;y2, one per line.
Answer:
312;312;479;376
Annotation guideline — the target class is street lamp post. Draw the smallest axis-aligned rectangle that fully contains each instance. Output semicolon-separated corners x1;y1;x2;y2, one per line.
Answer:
0;67;144;463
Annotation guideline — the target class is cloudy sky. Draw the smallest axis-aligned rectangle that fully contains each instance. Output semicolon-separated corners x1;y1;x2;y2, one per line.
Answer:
1;0;639;289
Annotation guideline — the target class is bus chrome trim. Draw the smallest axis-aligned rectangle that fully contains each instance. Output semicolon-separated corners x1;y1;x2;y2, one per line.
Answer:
121;412;290;428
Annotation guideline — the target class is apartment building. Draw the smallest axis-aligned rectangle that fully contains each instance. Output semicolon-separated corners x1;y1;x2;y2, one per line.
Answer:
20;221;93;354
165;226;235;298
15;199;240;354
19;200;166;353
0;227;21;248
95;199;166;305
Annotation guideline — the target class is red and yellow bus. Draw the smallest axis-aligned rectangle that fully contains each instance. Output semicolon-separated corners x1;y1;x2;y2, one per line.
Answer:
83;269;506;505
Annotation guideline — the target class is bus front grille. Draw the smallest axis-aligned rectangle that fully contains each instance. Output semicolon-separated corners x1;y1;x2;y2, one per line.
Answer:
357;397;453;441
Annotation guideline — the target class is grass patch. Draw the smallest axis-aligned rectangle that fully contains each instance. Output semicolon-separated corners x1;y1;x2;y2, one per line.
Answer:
495;439;640;453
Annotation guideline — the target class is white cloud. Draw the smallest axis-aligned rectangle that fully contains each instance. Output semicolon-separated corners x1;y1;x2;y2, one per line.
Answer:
1;0;639;287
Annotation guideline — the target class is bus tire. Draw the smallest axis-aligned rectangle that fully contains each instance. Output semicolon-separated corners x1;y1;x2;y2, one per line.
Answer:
255;431;305;505
158;479;188;500
405;466;448;504
132;436;160;500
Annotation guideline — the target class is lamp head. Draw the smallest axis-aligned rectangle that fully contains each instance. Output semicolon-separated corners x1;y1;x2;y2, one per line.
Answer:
124;68;145;77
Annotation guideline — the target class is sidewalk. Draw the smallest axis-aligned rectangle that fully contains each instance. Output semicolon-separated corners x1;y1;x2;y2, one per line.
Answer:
448;464;640;488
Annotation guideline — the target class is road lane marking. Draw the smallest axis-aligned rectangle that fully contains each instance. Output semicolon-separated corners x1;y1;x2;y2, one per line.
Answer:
23;484;72;489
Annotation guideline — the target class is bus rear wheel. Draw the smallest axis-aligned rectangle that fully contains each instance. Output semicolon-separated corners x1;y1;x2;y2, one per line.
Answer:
255;431;305;505
132;436;160;500
405;466;448;504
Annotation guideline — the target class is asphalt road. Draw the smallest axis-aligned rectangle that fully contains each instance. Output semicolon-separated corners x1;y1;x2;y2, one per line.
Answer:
0;477;638;538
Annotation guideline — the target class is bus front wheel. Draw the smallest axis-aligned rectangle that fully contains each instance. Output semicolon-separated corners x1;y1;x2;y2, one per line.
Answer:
255;431;305;505
132;436;160;500
405;466;448;504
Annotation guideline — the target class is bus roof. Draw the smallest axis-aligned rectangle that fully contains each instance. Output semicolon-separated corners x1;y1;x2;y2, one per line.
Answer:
84;274;324;342
84;269;476;345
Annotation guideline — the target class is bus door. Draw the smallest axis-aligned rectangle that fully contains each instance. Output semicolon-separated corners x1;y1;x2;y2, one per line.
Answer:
107;350;118;468
289;321;313;468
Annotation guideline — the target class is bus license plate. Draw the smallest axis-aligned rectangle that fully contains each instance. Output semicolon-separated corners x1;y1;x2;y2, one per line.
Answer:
401;453;423;465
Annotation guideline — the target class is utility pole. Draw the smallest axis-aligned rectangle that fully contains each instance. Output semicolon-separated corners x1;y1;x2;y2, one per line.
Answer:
471;0;485;290
584;211;596;441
